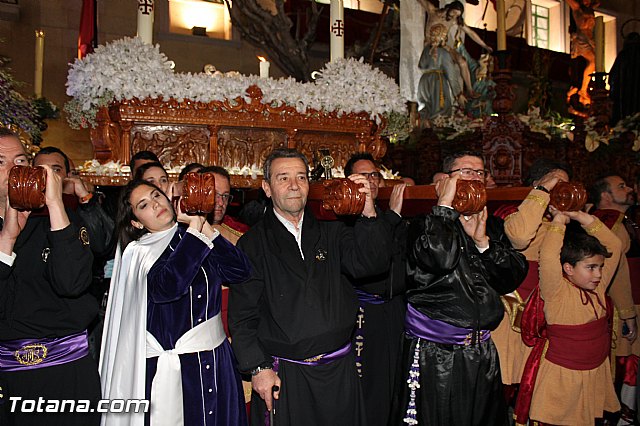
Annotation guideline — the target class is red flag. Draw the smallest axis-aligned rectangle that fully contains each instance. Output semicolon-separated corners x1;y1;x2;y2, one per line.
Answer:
78;0;97;59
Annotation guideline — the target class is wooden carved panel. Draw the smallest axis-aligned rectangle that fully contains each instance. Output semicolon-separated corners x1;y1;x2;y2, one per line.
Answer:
482;115;525;186
216;128;287;169
296;132;360;170
131;125;210;166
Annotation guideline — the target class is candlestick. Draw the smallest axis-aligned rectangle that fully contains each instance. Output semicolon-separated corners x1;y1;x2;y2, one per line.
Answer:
137;0;155;44
330;0;344;62
258;56;270;79
34;30;44;98
594;16;604;73
496;0;506;51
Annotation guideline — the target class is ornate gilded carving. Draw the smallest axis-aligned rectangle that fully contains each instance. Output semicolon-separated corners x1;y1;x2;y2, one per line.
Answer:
482;114;525;186
297;133;360;171
131;125;211;166
216;128;286;169
89;86;386;185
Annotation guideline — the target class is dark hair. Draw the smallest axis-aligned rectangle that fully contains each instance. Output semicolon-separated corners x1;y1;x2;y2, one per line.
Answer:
344;152;376;177
35;146;70;174
442;150;483;173
116;179;175;250
199;165;231;184
263;148;309;181
133;161;168;182
0;127;18;139
524;158;572;186
178;163;204;181
445;1;465;24
589;175;618;207
130;150;159;165
560;223;611;267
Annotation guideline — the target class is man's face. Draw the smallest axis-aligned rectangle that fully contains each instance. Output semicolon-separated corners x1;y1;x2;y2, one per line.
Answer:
0;136;28;200
34;152;67;177
262;157;309;220
449;155;486;182
605;176;634;209
212;173;231;225
350;159;381;200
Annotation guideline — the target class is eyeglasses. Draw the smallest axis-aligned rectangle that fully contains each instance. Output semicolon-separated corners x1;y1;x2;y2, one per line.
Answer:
447;168;487;178
359;172;381;181
215;192;233;203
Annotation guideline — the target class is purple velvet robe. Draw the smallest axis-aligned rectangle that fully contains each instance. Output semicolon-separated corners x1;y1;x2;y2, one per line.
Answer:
145;226;250;426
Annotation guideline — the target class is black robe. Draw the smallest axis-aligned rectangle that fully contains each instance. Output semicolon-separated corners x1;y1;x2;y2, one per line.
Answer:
0;211;100;426
349;208;408;426
389;206;528;426
229;206;391;426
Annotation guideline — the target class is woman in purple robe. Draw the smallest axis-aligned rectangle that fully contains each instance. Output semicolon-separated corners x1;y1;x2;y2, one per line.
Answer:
100;180;250;426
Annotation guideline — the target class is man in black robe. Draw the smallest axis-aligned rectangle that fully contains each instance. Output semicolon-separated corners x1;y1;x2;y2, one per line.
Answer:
228;148;391;426
389;150;528;426
344;152;407;426
0;128;100;426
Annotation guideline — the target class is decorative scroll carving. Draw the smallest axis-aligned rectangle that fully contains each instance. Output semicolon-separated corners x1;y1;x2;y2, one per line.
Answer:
482;115;525;186
90;85;387;177
131;125;210;166
322;178;365;216
297;132;360;171
216;128;287;169
550;181;588;212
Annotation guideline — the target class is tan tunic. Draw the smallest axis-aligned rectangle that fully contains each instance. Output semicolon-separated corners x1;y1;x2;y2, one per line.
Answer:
529;219;622;425
606;218;640;357
493;188;549;384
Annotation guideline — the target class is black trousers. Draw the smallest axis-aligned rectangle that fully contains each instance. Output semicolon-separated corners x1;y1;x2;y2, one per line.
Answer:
0;355;101;426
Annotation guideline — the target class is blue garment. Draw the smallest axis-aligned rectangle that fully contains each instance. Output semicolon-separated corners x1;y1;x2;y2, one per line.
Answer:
145;226;251;426
417;46;461;119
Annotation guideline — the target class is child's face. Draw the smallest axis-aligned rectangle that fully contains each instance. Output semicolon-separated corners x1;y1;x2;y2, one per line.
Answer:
563;254;605;291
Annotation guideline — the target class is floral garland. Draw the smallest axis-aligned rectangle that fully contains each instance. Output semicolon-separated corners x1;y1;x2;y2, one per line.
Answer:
65;37;407;130
576;112;640;152
429;106;640;154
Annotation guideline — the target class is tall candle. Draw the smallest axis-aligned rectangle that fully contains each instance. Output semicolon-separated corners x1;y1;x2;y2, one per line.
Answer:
258;56;270;79
137;0;155;44
594;16;604;72
34;30;44;98
496;0;506;51
330;0;344;62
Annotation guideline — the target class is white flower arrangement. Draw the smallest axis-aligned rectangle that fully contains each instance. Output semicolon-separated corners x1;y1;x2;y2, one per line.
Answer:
78;159;400;181
65;37;407;129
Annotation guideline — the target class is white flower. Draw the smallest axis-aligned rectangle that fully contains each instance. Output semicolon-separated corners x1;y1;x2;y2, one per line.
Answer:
66;38;407;129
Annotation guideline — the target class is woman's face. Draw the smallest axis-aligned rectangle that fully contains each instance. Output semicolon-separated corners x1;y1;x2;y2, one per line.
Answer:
142;166;170;194
129;184;175;233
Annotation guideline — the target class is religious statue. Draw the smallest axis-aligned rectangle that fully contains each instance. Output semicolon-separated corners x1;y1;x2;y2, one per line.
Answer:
417;24;461;120
466;53;496;118
416;0;493;120
566;0;599;114
609;28;640;124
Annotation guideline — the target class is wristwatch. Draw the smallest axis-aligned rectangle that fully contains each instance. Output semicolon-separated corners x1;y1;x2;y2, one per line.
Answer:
251;362;273;376
534;185;550;194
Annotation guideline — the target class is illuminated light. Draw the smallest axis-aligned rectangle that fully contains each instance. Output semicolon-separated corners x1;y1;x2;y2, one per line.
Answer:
169;0;231;40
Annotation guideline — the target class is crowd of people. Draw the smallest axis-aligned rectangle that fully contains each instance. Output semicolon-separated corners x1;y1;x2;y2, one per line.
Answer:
0;127;639;426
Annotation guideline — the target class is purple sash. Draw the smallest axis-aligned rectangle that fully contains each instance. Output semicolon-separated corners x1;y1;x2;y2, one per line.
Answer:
273;341;352;370
355;289;386;305
405;304;491;346
0;330;89;371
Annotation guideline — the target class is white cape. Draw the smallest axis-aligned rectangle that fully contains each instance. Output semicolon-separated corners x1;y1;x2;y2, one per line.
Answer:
99;224;177;426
